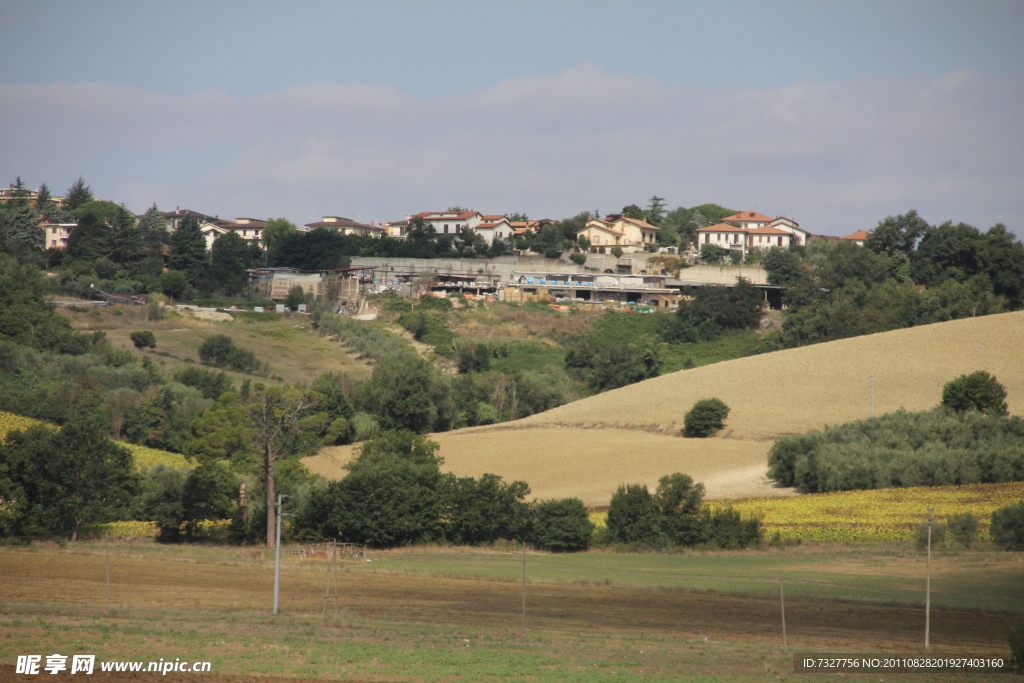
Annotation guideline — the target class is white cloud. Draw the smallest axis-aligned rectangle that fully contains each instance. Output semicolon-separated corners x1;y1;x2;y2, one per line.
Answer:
1;65;1022;235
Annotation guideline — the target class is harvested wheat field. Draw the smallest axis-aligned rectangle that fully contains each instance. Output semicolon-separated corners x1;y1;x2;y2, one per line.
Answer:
306;428;780;505
304;312;1024;506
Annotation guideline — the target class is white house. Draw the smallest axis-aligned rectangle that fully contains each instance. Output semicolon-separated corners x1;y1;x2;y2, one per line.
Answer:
768;216;811;246
40;221;76;249
410;211;485;236
577;215;660;254
474;218;513;244
304;216;385;237
695;223;748;252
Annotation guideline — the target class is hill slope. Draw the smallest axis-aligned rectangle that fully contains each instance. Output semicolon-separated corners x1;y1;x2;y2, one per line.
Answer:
306;311;1024;505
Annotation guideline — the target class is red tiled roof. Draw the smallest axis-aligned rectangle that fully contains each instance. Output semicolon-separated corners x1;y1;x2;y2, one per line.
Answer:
744;225;790;235
721;211;774;223
482;214;504;220
840;230;871;241
696;223;747;233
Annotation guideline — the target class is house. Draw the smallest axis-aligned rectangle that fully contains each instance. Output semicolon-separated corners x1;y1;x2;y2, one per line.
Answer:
474;218;513;244
39;220;76;249
198;217;269;250
720;211;775;230
304;216;385;237
768;216;811;246
744;225;792;250
410;211;485;236
694;223;749;252
840;230;870;246
577;215;659;254
716;211;811;247
160;208;220;232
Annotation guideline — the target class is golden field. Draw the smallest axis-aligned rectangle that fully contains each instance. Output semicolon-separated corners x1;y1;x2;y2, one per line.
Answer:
0;410;190;470
306;311;1024;506
589;482;1024;543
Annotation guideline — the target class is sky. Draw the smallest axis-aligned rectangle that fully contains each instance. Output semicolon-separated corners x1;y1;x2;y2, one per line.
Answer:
2;0;1023;237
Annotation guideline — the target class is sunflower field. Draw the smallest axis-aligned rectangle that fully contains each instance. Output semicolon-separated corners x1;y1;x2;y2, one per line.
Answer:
711;482;1024;542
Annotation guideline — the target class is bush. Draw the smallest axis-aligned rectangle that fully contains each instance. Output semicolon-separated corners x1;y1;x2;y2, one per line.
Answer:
129;331;156;349
914;521;947;551
684;398;730;437
701;506;762;549
607;484;663;546
284;285;307;311
946;512;980;548
569;253;587;266
532;498;594;552
942;371;1008;416
198;334;260;373
174;367;234;400
990;500;1024;551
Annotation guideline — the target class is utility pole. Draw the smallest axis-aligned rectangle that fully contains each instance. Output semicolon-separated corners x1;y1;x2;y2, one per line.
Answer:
867;376;879;418
272;494;292;616
521;540;527;634
925;507;933;650
779;575;787;650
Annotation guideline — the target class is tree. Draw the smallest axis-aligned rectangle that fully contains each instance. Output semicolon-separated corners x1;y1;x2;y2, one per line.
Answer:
63;176;94;213
532;498;594;552
0;418;139;541
262;218;298;252
65;213;111;263
366;355;449;433
209;231;254;295
245;384;327;546
130;331;156;349
606;484;663;545
654;473;706;546
646;196;666;226
683;398;730;437
108;205;143;266
168;216;207;280
941;371;1008;416
284;285;306;310
569;253;587;265
699;243;729;263
160;270;188;301
610;246;623;259
761;248;805;286
990;501;1024;551
867;210;929;258
621;204;645;220
198;334;259;373
444;473;531;545
946;512;979;549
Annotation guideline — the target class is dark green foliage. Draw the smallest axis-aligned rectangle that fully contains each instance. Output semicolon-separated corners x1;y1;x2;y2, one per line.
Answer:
699;243;729;263
455;342;492;374
1009;625;1024;672
532;498;594;552
676;279;762;336
174;367;233;400
683;398;730;437
990;500;1024;551
607;484;664;546
209;232;259;296
63;176;93;212
566;333;663;392
655;473;706;546
66;213;111;263
198;335;259;373
138;463;238;543
443;473;531;545
942;371;1008;416
0;262;91;354
160;270;188;300
767;409;1024;493
129;331;156;349
569;252;587;265
0;418;139;540
700;506;762;549
168;217;207;280
364;355;450;433
284;285;307;311
867;210;929;258
914;521;947;551
946;512;979;548
134;465;186;543
761;248;805;286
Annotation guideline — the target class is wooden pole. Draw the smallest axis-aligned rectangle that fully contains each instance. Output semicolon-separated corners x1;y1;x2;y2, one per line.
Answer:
925;508;933;650
521;541;527;634
779;575;787;650
105;533;111;609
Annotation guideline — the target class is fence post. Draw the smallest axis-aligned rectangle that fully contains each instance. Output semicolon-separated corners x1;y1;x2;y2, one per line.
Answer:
779;575;787;650
521;540;527;634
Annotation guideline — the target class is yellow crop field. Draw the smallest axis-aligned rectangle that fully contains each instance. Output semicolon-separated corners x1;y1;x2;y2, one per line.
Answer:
709;482;1024;542
305;426;787;506
516;311;1024;440
0;410;190;471
330;312;1022;506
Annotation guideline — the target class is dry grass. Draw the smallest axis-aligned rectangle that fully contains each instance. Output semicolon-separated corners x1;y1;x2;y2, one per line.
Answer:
305;427;783;506
515;310;1024;440
306;312;1024;506
61;304;373;386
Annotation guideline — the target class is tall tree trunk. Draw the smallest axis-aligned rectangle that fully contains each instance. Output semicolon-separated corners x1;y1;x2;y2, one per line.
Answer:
265;448;276;548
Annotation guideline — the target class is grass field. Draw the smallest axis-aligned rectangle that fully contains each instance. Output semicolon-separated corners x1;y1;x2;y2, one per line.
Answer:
59;304;373;387
0;543;1019;682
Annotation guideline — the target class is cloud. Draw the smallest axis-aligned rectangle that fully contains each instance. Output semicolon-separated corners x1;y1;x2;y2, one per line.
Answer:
1;64;1022;235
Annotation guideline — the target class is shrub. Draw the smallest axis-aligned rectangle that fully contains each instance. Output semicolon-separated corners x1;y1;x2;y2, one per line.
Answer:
607;484;663;546
198;334;259;373
990;500;1024;551
610;246;623;259
684;398;730;437
284;285;307;311
129;331;156;349
532;498;594;552
942;371;1008;416
914;521;947;551
702;506;762;549
147;300;167;321
946;512;980;548
569;253;587;266
174;367;233;400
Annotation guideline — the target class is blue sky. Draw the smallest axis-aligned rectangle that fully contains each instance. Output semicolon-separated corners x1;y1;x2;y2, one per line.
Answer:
2;0;1023;236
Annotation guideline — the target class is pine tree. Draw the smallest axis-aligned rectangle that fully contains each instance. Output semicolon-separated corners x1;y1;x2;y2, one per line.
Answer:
168;216;208;279
63;176;94;212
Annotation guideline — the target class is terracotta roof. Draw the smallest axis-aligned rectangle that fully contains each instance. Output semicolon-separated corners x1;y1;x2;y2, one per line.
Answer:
619;216;660;230
744;225;791;236
840;230;871;241
721;211;774;223
304;217;379;230
482;214;504;221
696;223;747;233
477;223;498;229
